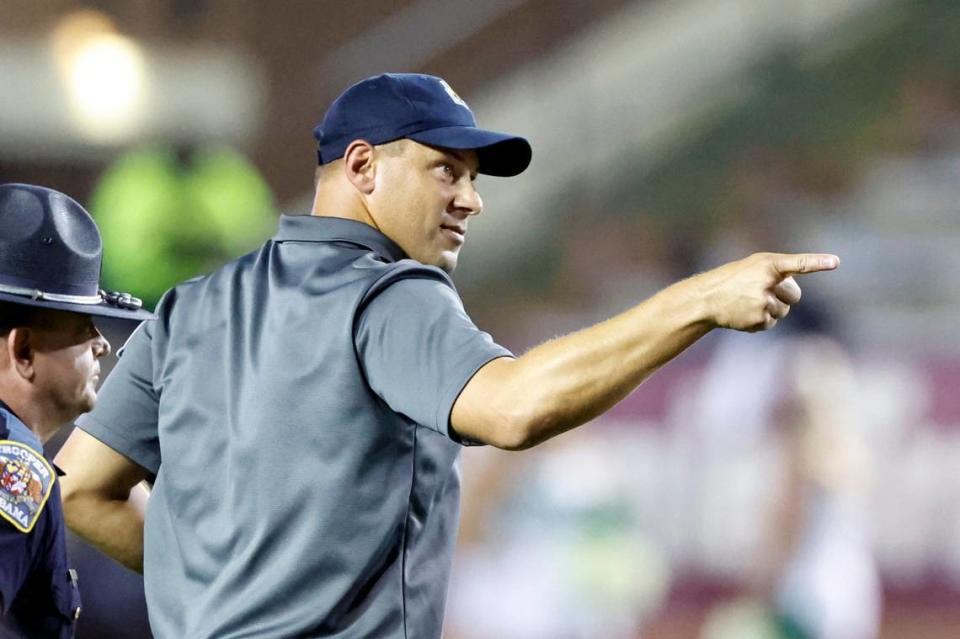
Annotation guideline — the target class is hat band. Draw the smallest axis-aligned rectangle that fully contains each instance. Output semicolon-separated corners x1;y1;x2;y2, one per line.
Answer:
0;282;103;305
0;283;145;311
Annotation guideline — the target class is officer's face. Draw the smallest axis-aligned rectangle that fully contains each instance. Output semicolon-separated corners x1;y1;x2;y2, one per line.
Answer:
371;141;482;272
30;311;111;422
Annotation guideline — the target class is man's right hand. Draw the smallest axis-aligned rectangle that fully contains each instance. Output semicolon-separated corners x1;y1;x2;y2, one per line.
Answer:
452;251;840;450
695;252;840;332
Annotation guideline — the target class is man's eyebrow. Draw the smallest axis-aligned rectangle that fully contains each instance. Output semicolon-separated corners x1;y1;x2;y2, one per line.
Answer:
445;149;479;178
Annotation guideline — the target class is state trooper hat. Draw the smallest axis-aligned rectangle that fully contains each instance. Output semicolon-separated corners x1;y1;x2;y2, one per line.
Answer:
0;183;154;320
314;73;532;177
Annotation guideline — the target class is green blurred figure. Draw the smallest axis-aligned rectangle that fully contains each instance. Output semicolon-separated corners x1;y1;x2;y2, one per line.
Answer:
91;146;277;306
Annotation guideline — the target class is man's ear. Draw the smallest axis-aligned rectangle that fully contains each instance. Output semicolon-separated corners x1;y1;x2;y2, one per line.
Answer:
7;328;36;381
342;140;377;195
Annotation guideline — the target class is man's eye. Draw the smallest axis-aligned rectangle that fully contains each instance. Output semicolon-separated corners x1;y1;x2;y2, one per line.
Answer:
440;164;455;178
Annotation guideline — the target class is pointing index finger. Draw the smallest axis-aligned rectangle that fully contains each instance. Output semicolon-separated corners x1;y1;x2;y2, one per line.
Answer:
772;253;840;276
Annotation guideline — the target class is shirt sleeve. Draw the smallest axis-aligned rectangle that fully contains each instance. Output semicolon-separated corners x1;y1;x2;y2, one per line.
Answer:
0;524;31;614
354;266;512;442
75;320;162;474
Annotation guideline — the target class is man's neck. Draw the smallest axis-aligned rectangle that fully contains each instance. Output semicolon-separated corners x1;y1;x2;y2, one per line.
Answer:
310;182;380;230
0;387;60;443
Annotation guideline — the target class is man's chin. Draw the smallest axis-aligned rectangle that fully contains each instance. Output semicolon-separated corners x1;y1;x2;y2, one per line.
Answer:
436;251;458;273
412;248;457;272
79;390;98;414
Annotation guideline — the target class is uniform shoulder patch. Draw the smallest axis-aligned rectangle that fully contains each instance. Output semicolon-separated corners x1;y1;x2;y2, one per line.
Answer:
0;440;55;533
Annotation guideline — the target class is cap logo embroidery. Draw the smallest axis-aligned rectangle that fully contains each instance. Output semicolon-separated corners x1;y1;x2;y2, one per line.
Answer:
438;79;468;108
0;440;54;533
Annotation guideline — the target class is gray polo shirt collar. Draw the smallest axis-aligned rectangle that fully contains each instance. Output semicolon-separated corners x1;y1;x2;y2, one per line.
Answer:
275;214;407;263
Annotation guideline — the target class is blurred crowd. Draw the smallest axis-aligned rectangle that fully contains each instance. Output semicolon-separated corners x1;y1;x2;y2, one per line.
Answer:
445;39;960;639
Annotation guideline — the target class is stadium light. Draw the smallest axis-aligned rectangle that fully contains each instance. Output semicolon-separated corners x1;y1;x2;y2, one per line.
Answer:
51;10;147;143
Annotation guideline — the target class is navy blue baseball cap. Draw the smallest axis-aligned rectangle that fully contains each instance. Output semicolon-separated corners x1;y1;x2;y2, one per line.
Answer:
314;73;532;177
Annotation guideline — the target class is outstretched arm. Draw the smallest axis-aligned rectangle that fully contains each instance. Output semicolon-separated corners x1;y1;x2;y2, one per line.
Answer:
56;428;150;573
451;252;838;450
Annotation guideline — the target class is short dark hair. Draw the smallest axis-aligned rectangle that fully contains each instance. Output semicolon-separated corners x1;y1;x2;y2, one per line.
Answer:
314;139;413;187
0;302;38;336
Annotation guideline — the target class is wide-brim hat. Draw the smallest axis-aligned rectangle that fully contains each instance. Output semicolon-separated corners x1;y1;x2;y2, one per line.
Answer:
0;183;154;321
314;73;532;177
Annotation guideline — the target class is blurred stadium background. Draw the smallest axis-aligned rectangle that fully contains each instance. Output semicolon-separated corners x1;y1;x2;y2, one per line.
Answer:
3;0;960;637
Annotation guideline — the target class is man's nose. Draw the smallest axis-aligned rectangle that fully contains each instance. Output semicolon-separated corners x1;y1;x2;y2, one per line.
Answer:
454;181;483;217
92;330;111;359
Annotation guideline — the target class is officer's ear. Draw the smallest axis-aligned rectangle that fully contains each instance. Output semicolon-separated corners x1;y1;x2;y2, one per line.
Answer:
342;140;377;195
7;327;37;381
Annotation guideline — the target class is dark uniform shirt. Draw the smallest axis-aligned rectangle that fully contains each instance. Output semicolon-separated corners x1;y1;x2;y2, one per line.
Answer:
77;215;511;638
0;400;81;639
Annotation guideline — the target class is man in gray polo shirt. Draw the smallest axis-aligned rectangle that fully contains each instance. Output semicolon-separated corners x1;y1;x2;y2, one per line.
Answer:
56;73;838;638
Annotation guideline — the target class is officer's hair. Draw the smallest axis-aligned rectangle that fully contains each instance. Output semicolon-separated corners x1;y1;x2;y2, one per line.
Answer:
0;302;38;336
